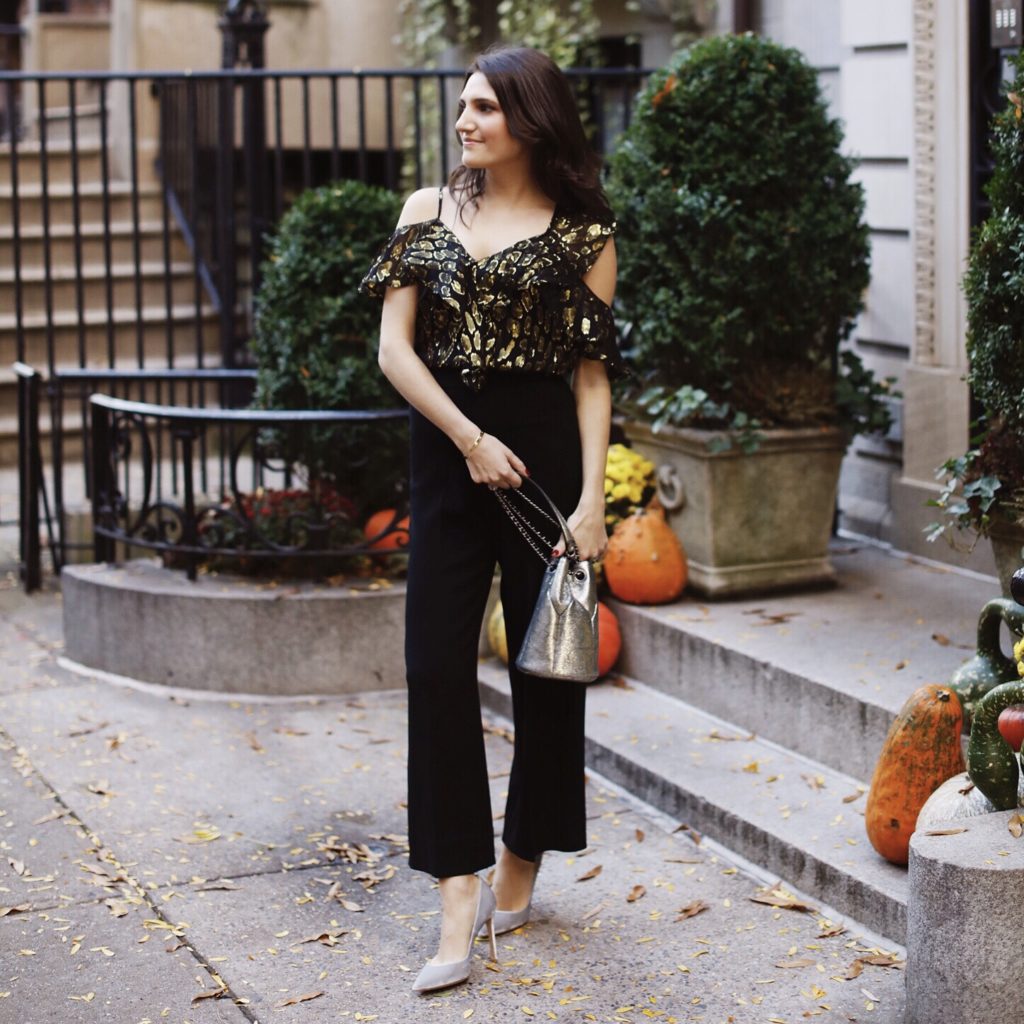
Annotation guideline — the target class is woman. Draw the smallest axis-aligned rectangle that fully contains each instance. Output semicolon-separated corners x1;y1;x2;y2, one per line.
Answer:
360;44;623;994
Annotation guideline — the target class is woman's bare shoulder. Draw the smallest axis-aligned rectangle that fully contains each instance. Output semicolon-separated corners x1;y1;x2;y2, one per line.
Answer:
398;187;442;227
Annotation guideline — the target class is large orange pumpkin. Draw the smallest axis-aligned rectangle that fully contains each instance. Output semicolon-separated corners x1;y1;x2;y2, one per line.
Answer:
363;509;410;551
604;505;687;605
865;684;965;866
597;602;622;677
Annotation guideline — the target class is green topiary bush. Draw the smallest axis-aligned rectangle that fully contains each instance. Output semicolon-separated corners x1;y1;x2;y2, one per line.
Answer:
607;33;890;439
930;54;1024;542
249;179;407;517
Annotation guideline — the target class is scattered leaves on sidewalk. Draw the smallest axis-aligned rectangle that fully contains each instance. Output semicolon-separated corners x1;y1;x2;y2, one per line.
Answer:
931;633;951;646
894;660;908;671
626;884;646;903
635;828;645;843
176;824;221;844
68;992;95;1002
33;807;68;825
744;609;801;627
749;885;816;914
292;929;349;948
483;721;515;744
675;900;708;921
275;991;324;1008
142;918;188;937
1009;813;1024;839
922;827;967;836
775;957;815;969
576;864;602;882
705;729;755;742
86;779;117;797
192;985;229;1004
817;920;847;938
672;824;702;845
68;719;109;737
842;789;865;804
243;731;265;753
802;773;826;791
0;903;31;917
194;880;240;892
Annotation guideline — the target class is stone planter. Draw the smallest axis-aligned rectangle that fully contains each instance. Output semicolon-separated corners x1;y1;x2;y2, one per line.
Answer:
989;516;1024;600
623;419;847;598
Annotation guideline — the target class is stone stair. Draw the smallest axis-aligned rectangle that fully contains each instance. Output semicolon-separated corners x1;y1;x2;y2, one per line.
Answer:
0;134;221;467
478;541;1002;945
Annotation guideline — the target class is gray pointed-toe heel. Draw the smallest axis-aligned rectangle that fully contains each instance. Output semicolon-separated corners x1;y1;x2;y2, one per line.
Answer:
488;852;544;936
412;878;497;995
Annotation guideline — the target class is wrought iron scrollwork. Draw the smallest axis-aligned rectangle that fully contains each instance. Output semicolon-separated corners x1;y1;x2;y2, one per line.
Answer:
89;394;410;580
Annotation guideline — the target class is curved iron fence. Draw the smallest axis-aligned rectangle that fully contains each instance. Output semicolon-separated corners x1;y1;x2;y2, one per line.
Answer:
89;393;410;580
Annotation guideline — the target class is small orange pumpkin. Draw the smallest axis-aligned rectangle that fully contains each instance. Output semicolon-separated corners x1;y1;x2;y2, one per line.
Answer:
604;505;687;605
597;602;622;677
363;509;410;551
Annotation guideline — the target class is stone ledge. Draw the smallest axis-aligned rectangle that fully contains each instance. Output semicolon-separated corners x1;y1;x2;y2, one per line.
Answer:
61;559;410;696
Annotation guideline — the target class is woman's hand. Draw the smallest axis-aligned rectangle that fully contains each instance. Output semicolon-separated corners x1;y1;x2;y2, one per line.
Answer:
554;497;608;562
465;433;527;488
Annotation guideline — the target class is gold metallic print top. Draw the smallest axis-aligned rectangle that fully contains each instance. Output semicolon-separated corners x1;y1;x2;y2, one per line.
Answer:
359;208;625;392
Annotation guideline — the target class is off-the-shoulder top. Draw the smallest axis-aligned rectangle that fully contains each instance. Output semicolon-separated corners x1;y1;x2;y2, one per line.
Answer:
359;190;625;392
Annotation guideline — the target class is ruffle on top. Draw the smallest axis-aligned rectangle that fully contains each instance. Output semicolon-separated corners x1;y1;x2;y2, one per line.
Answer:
358;208;626;391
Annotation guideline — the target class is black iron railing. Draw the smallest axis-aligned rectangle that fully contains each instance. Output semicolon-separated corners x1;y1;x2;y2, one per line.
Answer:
1;66;647;374
3;64;647;591
17;366;261;586
89;392;410;581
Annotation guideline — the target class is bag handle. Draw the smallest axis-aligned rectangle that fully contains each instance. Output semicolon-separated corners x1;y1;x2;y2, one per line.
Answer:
491;476;580;563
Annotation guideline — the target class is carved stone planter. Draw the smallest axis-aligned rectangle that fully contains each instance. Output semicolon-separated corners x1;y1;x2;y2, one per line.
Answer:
989;517;1024;601
623;420;847;598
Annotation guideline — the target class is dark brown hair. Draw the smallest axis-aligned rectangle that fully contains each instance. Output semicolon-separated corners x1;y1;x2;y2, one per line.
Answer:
448;45;612;222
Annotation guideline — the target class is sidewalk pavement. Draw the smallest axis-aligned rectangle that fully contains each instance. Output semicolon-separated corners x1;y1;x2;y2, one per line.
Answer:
0;539;907;1024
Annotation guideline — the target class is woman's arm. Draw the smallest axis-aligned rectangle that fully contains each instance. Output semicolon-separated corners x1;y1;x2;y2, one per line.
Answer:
554;238;617;561
377;189;527;489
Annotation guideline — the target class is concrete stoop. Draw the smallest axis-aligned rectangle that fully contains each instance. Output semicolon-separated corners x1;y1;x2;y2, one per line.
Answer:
478;541;1002;948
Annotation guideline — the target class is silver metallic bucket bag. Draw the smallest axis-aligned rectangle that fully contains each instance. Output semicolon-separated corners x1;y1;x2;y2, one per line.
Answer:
491;477;599;683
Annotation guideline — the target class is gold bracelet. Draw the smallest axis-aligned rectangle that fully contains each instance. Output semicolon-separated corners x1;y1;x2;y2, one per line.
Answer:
463;429;485;459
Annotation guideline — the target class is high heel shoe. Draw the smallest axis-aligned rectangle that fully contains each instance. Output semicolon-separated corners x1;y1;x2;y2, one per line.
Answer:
488;852;543;936
412;877;497;995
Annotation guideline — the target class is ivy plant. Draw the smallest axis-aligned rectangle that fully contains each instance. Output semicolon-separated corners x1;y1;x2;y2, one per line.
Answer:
930;54;1024;544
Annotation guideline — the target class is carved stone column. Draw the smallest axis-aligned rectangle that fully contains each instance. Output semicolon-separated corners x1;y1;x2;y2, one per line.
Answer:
890;0;991;572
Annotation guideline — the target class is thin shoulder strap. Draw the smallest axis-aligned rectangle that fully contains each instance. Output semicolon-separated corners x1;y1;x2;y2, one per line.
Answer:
437;186;444;219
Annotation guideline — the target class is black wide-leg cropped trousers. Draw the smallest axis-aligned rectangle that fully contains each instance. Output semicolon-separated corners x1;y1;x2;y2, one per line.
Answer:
404;368;588;879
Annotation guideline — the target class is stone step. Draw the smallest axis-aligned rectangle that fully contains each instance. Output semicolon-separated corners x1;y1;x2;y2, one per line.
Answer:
0;302;222;379
478;660;909;944
0;181;164;230
608;543;996;782
0;260;205;315
0;220;191;269
21;102;102;144
0;139;104;184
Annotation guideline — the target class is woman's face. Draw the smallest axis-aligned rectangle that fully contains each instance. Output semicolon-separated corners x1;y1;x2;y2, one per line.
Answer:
455;71;526;169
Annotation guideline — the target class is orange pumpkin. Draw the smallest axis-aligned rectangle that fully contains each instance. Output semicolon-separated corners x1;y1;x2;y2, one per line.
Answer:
363;509;410;551
865;684;965;866
604;505;687;605
597;602;622;677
